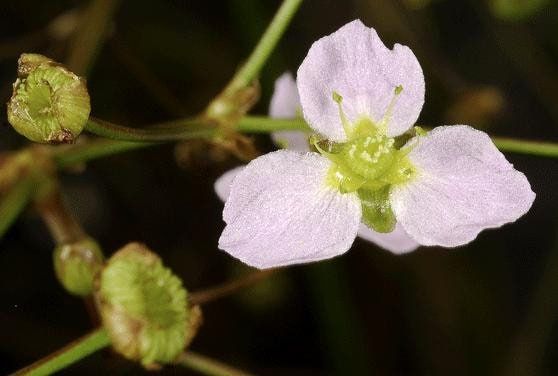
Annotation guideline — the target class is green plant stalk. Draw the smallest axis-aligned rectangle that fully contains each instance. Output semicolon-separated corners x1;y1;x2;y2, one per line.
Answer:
84;116;309;141
13;328;110;376
54;139;152;169
66;0;122;75
74;115;558;164
491;137;558;158
0;176;37;239
85;117;215;142
178;351;254;376
223;0;303;94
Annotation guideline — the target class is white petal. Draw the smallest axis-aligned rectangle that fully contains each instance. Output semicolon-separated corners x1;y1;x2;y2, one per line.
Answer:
391;125;536;247
219;150;362;269
214;166;245;202
357;223;419;254
269;73;310;152
269;72;300;118
297;19;425;142
271;131;310;152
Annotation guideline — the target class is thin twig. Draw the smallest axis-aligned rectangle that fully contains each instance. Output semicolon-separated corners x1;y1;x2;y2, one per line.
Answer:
66;0;122;75
12;328;110;376
177;351;254;376
190;269;277;306
34;184;86;244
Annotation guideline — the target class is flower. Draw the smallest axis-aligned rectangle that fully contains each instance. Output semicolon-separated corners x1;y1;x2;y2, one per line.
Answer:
215;72;419;255
218;20;535;269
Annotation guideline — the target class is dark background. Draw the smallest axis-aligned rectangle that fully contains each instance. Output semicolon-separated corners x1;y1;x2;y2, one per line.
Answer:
1;0;558;374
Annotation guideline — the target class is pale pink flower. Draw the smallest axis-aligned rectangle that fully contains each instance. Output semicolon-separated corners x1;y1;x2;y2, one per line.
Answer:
217;20;535;269
215;72;419;256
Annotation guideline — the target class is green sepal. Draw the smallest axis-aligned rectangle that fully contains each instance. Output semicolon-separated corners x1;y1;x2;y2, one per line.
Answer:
358;186;396;233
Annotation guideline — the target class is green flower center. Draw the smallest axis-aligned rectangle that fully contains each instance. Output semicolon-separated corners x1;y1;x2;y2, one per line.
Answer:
315;91;417;233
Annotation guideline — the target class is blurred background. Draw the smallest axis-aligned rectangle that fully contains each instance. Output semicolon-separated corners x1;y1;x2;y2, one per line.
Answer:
1;0;558;374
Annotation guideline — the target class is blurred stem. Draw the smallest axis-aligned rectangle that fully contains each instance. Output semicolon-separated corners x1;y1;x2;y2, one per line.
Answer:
503;232;558;375
305;261;374;374
13;328;110;376
190;269;276;305
177;352;254;376
53;139;152;169
35;183;86;244
0;176;37;239
66;0;122;75
222;0;302;95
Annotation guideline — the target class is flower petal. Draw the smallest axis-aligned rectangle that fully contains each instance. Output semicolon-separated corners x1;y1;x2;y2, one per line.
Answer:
297;19;425;141
214;166;245;202
219;150;362;269
357;223;419;254
391;125;535;247
269;72;309;152
269;72;300;118
271;130;310;152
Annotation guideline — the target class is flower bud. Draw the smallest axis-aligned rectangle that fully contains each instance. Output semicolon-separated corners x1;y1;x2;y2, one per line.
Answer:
7;53;90;143
53;237;104;296
96;243;200;367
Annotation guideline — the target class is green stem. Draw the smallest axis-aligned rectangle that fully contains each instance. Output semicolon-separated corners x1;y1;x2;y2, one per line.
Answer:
66;0;122;75
0;176;37;239
491;137;558;158
71;115;558;166
54;139;152;169
13;328;110;376
223;0;303;94
84;116;310;142
35;184;87;244
237;116;309;133
177;351;254;376
85;117;215;142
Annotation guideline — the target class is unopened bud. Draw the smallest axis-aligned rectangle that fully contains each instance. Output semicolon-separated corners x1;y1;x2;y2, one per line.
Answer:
53;237;104;296
7;53;90;144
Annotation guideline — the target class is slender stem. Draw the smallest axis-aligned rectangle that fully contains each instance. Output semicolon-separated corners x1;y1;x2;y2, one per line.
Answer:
177;351;254;376
53;139;152;169
502;229;558;376
0;176;36;239
84;116;310;142
190;269;276;305
236;116;309;133
35;184;86;244
223;0;303;94
70;115;558;166
491;137;558;158
85;117;215;142
13;328;110;376
66;0;122;75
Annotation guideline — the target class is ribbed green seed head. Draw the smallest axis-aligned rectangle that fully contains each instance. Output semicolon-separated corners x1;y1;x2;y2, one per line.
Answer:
7;53;90;143
97;243;196;367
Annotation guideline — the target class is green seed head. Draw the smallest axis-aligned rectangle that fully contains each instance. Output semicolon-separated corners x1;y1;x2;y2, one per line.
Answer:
7;53;90;144
53;237;104;296
97;243;199;367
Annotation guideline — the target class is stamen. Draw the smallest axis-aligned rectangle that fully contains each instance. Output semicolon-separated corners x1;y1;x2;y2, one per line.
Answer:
332;91;352;136
378;85;403;129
